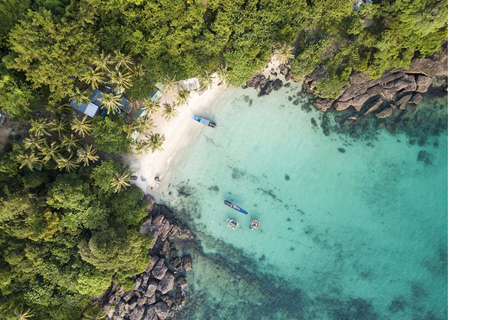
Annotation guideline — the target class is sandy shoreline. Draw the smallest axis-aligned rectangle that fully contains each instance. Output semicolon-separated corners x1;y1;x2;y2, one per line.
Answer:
123;61;281;195
122;79;228;194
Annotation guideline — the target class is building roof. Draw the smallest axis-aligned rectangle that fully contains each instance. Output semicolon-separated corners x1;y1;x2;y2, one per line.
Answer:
150;90;163;102
119;97;133;114
179;78;200;91
91;89;103;107
70;100;99;117
134;108;147;120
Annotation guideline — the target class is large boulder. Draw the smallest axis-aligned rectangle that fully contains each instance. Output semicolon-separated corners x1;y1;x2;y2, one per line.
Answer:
144;307;160;320
152;214;164;226
158;220;172;242
311;97;333;112
409;93;424;105
145;256;160;273
409;57;448;78
350;93;372;111
375;107;394;119
150;301;170;320
182;256;192;271
176;276;187;287
396;93;413;110
130;305;145;320
337;82;368;102
158;272;175;294
258;80;274;97
415;75;433;93
152;259;168;280
365;97;384;115
272;79;283;91
145;283;157;298
335;100;353;111
349;72;370;85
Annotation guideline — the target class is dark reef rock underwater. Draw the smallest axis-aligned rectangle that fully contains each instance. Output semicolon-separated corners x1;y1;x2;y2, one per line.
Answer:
98;195;194;320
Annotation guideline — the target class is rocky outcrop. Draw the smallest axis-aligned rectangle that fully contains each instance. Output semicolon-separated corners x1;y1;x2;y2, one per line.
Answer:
101;203;192;320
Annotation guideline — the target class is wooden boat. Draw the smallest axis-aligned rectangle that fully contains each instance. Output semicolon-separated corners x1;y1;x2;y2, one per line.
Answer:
227;219;238;230
224;200;248;215
250;219;260;230
191;115;216;128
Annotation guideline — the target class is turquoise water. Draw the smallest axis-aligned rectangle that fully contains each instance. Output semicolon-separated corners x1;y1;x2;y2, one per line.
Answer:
154;84;448;320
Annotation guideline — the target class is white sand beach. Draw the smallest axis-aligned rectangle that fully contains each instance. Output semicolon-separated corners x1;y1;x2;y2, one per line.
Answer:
122;62;281;195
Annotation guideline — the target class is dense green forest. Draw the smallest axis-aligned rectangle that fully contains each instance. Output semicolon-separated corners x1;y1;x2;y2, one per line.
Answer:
0;0;447;318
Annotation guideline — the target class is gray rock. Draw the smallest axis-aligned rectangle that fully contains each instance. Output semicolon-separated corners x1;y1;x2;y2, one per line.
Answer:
176;276;187;287
146;256;160;273
349;93;371;111
365;97;383;114
409;93;424;104
145;284;157;298
123;290;135;302
152;214;164;226
130;305;145;320
396;94;413;109
151;301;170;320
140;216;152;235
126;296;138;312
349;72;370;85
311;97;333;112
108;294;121;305
365;84;384;97
152;259;168;280
272;79;283;91
161;294;174;308
375;71;405;87
383;89;397;101
415;75;433;93
338;82;368;102
136;295;147;307
335;100;352;111
409;57;448;78
144;306;160;320
158;220;172;242
147;293;158;305
158;272;175;294
182;256;192;271
376;108;394;119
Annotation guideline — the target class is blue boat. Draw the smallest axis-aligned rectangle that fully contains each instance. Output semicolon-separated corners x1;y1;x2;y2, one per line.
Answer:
224;200;248;215
192;116;216;128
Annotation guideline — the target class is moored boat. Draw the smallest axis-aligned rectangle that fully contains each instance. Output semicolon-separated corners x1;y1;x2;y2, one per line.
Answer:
224;200;248;215
192;115;216;128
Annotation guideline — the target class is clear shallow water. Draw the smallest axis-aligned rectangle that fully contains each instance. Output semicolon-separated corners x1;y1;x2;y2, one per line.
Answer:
154;84;447;320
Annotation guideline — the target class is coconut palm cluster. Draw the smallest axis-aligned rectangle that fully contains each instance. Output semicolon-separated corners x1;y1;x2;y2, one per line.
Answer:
18;117;99;173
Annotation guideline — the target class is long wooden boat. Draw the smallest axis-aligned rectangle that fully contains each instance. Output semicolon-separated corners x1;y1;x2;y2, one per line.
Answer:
192;115;216;128
224;200;248;215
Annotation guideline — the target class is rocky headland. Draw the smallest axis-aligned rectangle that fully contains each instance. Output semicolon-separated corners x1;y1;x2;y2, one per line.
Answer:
97;197;194;320
244;44;448;144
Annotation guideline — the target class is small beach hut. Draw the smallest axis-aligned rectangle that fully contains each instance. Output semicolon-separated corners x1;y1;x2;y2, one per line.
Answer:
118;97;133;114
91;89;104;107
134;108;147;120
70;100;99;118
178;78;200;92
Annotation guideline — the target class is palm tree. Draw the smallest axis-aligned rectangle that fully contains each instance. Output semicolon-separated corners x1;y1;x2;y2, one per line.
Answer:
61;134;81;152
198;70;214;90
29;119;51;138
49;119;70;136
111;170;131;193
109;70;133;89
133;140;148;155
71;116;93;137
142;99;161;116
112;50;134;72
160;74;176;103
216;64;229;85
148;133;165;152
40;141;60;163
273;43;295;65
80;68;105;90
23;135;46;151
176;89;190;106
18;152;42;171
162;102;179;121
82;305;107;320
55;155;79;172
9;306;33;320
132;64;145;78
133;117;154;135
70;87;92;105
77;144;99;166
99;92;122;114
92;51;112;72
